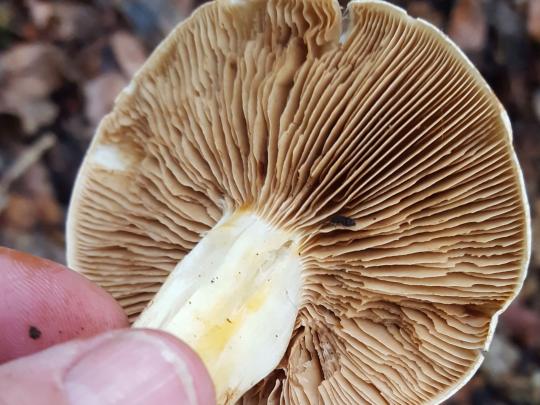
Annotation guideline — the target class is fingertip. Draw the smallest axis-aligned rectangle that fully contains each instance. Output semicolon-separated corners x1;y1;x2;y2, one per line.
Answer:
0;329;216;405
59;329;216;405
0;248;128;363
131;329;217;405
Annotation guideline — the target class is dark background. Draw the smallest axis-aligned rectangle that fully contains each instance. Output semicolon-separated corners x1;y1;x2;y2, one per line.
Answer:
0;0;538;403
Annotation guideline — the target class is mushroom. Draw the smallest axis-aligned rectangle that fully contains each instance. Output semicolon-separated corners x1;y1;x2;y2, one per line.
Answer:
66;0;531;404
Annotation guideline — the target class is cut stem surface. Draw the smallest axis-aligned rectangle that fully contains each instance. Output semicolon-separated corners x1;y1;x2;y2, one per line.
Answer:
134;212;303;404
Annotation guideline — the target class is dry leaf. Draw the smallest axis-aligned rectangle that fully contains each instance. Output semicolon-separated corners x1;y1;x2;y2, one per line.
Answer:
528;0;540;42
482;335;520;382
26;0;101;42
110;31;147;78
501;302;540;348
0;43;65;133
407;1;443;29
119;0;193;33
448;0;487;52
0;43;65;96
1;194;39;230
17;100;58;134
84;72;128;126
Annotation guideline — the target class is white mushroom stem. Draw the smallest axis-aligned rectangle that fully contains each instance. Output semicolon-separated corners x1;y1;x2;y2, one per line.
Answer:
134;212;303;404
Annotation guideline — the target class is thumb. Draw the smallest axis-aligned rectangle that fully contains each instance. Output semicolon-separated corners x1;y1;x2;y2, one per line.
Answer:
0;329;215;405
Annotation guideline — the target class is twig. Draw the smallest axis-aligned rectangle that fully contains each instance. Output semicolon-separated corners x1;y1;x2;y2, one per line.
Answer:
0;133;56;212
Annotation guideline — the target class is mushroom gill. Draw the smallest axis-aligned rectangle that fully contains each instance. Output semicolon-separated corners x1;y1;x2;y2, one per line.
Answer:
67;0;530;404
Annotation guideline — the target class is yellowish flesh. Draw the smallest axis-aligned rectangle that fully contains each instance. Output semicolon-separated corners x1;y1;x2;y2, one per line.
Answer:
134;212;303;404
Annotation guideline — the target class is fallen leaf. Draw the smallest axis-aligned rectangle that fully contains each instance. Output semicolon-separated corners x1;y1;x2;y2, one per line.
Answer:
37;194;63;226
26;0;102;42
407;1;444;29
26;0;54;29
19;100;58;134
501;302;540;349
118;0;193;35
84;72;128;126
1;194;38;230
110;31;147;78
482;335;520;382
448;0;487;53
528;0;540;42
0;43;66;133
0;43;66;96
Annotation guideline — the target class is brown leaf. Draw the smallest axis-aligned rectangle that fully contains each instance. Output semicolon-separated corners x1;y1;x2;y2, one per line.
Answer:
14;160;56;202
481;335;520;382
75;38;109;81
501;302;540;349
26;0;54;29
448;0;487;53
528;0;540;43
407;1;444;29
37;194;63;226
0;43;66;97
26;0;102;42
121;0;193;33
1;194;39;231
110;31;147;78
84;72;128;126
19;100;58;134
0;43;66;133
532;197;540;267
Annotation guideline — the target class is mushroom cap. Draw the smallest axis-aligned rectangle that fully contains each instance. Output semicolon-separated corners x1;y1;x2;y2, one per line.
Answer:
67;0;531;403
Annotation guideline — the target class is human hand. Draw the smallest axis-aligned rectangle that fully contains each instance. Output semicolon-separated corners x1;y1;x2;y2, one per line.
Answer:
0;247;215;405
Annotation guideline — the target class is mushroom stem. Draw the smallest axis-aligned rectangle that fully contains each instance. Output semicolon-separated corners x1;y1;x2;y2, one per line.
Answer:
134;212;303;404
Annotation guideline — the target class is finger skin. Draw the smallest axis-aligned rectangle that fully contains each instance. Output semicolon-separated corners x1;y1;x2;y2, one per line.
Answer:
0;247;128;363
0;329;216;405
